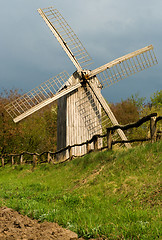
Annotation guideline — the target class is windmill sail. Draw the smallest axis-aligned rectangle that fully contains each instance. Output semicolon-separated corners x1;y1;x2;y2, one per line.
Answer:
38;7;93;71
76;81;131;148
88;45;158;88
87;81;132;148
77;45;157;148
76;84;113;137
5;71;81;123
5;6;158;153
76;85;103;137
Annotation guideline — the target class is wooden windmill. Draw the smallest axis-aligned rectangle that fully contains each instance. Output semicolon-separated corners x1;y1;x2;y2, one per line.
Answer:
5;6;158;158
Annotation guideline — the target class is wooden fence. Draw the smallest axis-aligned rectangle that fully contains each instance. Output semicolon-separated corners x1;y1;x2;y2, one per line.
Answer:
1;113;161;167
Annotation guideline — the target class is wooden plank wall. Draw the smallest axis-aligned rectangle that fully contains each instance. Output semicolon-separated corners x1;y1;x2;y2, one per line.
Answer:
57;95;67;160
57;74;103;158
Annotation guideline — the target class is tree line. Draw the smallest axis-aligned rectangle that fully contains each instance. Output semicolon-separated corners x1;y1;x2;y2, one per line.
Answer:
0;89;161;155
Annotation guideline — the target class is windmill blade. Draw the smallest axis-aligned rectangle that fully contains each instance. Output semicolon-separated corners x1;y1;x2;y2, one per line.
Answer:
76;84;115;138
76;81;131;148
76;84;103;138
88;45;158;88
87;80;132;148
5;71;81;123
38;7;93;71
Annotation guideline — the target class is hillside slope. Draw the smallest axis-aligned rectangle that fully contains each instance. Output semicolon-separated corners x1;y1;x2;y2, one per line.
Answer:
0;141;161;239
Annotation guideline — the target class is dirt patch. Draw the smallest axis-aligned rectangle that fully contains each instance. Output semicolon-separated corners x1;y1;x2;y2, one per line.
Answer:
0;207;81;240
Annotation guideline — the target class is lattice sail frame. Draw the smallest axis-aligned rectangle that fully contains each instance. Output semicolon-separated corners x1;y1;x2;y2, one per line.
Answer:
76;85;109;136
76;45;158;144
5;71;70;121
89;45;158;88
38;7;93;70
76;84;120;144
4;6;158;150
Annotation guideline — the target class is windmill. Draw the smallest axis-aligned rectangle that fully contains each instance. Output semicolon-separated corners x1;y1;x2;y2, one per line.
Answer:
5;6;158;158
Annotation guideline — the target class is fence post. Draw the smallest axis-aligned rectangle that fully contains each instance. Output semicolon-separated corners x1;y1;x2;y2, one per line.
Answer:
93;135;98;151
20;154;23;165
47;152;51;163
86;140;90;153
51;153;56;163
11;156;14;165
150;117;157;143
1;157;4;167
107;129;112;150
68;146;72;159
33;154;37;168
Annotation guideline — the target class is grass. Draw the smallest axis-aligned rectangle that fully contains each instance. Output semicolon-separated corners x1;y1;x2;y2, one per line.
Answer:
0;141;161;239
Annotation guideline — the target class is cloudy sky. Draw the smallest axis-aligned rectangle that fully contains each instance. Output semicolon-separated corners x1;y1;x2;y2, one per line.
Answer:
0;0;161;103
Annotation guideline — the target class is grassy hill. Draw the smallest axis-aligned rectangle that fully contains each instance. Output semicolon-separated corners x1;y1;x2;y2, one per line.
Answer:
0;141;161;239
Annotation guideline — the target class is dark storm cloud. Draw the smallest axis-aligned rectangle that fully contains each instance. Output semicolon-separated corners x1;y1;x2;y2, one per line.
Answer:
0;0;161;101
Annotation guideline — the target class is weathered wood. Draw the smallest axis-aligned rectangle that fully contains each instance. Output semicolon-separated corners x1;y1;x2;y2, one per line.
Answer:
86;141;90;153
88;80;131;149
1;113;161;167
38;8;83;72
20;155;23;165
12;83;81;123
68;146;72;159
107;113;157;131
47;152;51;163
57;94;67;160
150;117;157;143
57;73;102;158
107;129;112;150
11;156;14;165
93;135;99;151
89;45;154;77
1;157;4;167
33;155;37;168
5;6;158;164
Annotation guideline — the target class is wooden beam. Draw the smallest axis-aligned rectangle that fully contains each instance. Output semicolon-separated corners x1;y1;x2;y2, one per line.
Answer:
13;83;81;123
12;156;14;165
1;157;4;167
106;113;157;131
89;45;154;77
93;135;99;151
68;146;72;159
88;81;131;148
86;141;90;153
20;155;24;165
47;153;51;163
33;154;37;168
38;8;83;72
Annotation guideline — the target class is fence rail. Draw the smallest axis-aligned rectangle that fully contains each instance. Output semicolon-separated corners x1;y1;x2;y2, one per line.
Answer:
1;113;161;167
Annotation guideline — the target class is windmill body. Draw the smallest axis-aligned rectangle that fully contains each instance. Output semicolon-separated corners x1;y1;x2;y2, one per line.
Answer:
5;6;158;158
57;72;103;158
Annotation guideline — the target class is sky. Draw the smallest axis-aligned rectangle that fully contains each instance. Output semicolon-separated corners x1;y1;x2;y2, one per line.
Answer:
0;0;161;103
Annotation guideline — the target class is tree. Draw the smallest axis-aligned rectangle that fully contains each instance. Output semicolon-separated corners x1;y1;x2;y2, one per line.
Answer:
110;99;140;125
0;89;57;155
0;89;23;155
150;90;162;112
0;88;161;156
110;99;142;141
128;93;146;115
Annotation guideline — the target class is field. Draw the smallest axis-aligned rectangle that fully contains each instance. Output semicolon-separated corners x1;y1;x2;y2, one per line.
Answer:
0;141;161;239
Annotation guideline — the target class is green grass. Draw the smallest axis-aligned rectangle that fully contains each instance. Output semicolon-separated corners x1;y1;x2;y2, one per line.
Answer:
0;141;161;239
